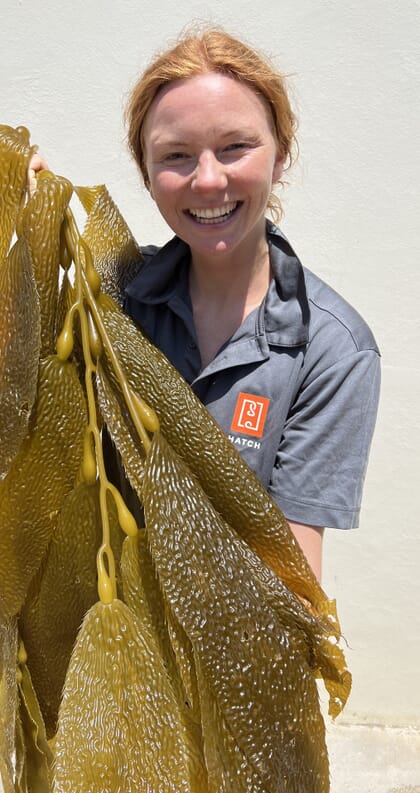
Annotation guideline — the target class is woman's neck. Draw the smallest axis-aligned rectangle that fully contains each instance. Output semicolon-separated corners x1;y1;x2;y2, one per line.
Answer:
189;238;271;306
188;240;272;369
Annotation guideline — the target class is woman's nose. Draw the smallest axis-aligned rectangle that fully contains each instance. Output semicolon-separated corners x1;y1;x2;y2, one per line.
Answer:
191;151;228;192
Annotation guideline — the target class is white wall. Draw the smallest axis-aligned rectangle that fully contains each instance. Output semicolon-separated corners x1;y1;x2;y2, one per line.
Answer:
2;0;419;728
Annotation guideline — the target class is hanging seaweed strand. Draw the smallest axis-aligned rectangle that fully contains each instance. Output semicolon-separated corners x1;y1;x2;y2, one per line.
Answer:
56;207;159;604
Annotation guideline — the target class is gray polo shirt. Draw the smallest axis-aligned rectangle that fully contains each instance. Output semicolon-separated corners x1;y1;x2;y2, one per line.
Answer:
125;222;380;529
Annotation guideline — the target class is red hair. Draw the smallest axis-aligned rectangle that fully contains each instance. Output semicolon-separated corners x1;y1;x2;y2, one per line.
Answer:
126;28;297;220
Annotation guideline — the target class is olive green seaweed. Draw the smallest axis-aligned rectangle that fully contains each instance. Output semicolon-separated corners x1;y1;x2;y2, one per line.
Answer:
98;293;328;610
0;355;87;620
16;649;53;792
143;432;330;792
0;617;18;793
53;599;198;793
75;183;143;306
22;171;73;356
96;358;147;497
0;126;41;475
0;126;351;793
19;482;123;738
0;237;41;477
0;125;36;263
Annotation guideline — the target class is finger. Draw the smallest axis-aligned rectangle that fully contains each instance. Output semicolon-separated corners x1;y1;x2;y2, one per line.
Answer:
27;154;49;197
27;168;38;198
29;153;49;172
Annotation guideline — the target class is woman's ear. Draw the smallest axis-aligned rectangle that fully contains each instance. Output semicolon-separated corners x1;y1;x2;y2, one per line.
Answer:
144;174;154;200
272;156;285;185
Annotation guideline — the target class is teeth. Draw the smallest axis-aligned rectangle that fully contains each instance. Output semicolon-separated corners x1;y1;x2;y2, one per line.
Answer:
189;202;237;222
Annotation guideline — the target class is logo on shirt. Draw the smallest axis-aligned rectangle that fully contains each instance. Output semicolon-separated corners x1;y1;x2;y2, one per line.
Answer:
230;392;270;438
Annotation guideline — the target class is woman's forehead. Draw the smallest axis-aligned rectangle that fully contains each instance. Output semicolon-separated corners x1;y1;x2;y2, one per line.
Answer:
144;73;274;142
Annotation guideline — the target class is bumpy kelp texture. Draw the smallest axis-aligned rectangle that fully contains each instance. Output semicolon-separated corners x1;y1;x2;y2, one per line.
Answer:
143;433;329;793
0;237;40;478
0;127;351;793
0;125;35;263
16;653;54;792
22;171;73;356
98;293;338;625
0;125;41;477
19;482;123;738
53;599;200;793
121;532;208;790
74;184;143;306
0;617;18;793
0;356;87;620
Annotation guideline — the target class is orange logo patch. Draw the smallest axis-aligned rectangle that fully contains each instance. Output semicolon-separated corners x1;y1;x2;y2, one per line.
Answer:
230;392;270;438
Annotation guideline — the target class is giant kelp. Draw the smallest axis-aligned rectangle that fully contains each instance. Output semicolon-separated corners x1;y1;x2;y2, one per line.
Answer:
0;127;40;478
0;125;351;792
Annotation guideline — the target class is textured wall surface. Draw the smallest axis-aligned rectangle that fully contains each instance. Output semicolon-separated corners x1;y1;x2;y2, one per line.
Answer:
2;0;419;728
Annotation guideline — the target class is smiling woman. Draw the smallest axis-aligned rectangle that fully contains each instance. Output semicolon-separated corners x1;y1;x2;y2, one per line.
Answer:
22;24;381;791
120;28;380;582
143;72;284;264
127;29;296;207
28;29;380;577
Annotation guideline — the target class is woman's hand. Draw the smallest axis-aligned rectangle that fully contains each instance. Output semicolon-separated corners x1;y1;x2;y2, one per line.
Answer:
27;152;49;196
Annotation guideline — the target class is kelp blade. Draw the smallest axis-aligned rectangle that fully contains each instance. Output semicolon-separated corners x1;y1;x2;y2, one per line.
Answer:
143;432;329;792
97;294;345;635
96;293;350;715
98;295;320;600
54;598;197;793
22;171;73;356
0;617;18;793
96;360;146;499
121;533;208;790
0;124;35;263
16;660;53;793
0;356;86;619
75;184;143;306
123;534;205;764
0;236;41;477
19;482;121;738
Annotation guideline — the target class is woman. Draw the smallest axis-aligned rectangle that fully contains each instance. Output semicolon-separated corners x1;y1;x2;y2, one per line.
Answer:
30;29;380;582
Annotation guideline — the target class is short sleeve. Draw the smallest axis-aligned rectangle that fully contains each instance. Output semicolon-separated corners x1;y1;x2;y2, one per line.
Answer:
268;347;381;529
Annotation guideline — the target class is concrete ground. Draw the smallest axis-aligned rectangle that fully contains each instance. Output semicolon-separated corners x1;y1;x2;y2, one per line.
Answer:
327;721;420;793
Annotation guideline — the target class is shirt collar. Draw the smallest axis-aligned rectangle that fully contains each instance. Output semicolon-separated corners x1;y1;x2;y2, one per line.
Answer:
125;235;190;305
125;221;310;348
264;222;310;346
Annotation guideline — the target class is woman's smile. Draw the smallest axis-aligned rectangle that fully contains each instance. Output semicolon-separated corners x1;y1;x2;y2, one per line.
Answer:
143;72;283;262
186;201;240;224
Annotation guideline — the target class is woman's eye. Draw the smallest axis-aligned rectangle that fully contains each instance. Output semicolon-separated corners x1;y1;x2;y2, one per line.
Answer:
224;143;245;151
164;152;190;162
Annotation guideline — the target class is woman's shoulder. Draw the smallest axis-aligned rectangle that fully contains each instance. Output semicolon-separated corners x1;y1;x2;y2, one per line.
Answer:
302;266;380;355
267;222;379;356
137;244;163;271
140;243;162;260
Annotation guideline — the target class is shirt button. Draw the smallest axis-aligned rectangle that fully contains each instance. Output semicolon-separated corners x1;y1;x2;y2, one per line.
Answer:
188;341;197;349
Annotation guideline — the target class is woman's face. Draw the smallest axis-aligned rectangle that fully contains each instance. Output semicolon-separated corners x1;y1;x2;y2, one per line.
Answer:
143;72;284;262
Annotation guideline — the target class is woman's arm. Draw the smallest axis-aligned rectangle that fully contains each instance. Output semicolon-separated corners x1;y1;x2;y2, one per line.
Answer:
288;521;324;583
